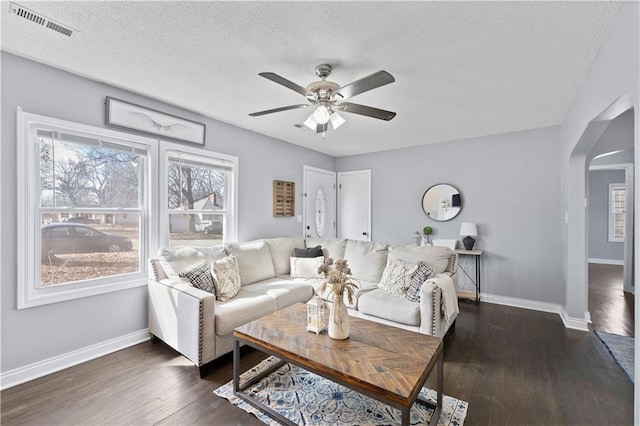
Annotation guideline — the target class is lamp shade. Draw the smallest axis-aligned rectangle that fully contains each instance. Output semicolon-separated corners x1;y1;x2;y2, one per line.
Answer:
459;222;477;237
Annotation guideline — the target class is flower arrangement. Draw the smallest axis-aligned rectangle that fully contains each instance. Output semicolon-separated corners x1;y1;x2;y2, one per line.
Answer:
317;258;358;305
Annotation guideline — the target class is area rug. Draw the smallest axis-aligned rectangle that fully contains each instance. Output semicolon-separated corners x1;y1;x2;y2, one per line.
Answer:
214;356;468;425
596;331;634;383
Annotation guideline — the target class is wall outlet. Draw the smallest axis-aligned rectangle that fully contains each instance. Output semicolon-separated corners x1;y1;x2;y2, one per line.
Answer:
296;215;302;222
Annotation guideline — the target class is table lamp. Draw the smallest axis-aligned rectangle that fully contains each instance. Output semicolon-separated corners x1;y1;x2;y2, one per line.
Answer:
460;222;477;250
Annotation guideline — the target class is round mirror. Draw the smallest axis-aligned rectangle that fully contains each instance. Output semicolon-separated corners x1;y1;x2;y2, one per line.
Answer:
422;184;462;221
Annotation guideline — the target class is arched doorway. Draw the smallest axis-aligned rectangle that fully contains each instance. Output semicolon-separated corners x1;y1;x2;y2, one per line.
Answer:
566;93;634;328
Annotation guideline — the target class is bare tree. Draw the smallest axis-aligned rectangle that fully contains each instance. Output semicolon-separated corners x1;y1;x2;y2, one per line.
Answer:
54;158;89;207
168;161;226;231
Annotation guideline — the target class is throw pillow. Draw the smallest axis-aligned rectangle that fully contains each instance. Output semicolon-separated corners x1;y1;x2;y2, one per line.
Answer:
290;256;324;278
406;261;434;303
292;245;323;258
178;260;216;294
211;254;241;301
378;258;419;297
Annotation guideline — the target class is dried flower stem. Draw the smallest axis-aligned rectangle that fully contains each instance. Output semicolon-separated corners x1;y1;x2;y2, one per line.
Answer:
318;258;358;305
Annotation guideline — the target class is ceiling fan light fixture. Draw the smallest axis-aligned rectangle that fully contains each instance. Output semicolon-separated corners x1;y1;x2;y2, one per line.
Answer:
313;104;331;124
330;111;346;129
313;107;330;124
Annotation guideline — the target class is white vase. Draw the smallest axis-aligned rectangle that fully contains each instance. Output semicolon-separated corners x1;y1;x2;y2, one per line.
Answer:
328;295;349;339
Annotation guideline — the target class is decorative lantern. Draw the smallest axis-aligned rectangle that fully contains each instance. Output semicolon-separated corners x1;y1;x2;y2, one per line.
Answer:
413;231;422;246
306;296;326;334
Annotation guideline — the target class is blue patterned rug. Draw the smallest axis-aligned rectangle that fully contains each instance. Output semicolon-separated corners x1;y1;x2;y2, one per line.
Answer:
214;355;468;425
596;331;634;383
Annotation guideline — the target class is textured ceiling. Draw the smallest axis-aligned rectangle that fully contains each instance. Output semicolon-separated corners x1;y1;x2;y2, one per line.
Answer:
1;1;620;157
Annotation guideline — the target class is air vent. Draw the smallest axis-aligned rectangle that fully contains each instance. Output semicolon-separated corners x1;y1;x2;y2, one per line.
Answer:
10;2;76;37
293;124;310;131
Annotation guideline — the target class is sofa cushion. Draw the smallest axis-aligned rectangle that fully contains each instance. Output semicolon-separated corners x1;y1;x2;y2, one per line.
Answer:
293;245;323;258
388;244;452;275
406;261;434;303
290;256;323;279
214;289;277;335
178;260;215;294
158;245;226;279
225;240;276;285
211;255;241;301
305;238;347;260
378;258;419;297
358;289;421;326
243;278;314;310
343;240;389;282
264;237;305;275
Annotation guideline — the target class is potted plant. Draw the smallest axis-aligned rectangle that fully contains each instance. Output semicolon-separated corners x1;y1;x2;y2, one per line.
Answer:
423;226;433;245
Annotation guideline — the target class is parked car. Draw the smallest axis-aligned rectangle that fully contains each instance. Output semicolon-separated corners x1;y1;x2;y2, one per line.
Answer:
41;224;133;255
65;216;100;225
194;221;223;234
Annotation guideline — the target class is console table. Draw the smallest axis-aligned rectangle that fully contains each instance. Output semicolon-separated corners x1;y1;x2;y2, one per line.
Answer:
454;249;483;304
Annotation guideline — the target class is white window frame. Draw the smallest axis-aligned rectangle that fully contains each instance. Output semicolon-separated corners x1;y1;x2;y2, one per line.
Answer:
159;141;238;247
608;183;626;243
17;110;159;309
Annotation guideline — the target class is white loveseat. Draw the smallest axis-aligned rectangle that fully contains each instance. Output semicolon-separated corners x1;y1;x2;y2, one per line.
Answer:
148;237;458;375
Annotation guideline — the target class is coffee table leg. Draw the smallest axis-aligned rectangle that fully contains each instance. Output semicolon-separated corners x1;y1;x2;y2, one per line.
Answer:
233;336;240;393
401;406;410;426
430;351;443;426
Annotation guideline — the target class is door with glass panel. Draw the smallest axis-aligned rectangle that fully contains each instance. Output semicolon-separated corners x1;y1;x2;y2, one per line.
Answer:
303;166;336;239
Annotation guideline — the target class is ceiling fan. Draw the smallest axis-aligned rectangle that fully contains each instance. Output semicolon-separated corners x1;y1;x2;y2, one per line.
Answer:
249;64;396;138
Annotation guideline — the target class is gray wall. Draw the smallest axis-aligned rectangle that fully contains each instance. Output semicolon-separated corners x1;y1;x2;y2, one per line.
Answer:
337;125;563;304
0;52;334;373
588;169;625;261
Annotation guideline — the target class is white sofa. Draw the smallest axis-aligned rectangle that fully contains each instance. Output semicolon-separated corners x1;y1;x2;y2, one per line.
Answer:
148;237;458;375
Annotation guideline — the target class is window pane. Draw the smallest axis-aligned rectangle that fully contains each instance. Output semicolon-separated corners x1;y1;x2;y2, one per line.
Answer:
168;160;225;210
40;134;141;208
169;213;224;247
40;214;140;286
614;187;625;239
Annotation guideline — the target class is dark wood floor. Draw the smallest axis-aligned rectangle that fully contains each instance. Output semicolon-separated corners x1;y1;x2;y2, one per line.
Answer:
588;263;634;337
1;301;633;425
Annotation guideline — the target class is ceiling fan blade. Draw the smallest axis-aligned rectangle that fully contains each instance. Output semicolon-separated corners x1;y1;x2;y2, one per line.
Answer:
249;104;309;117
336;102;396;121
335;71;395;100
259;72;312;97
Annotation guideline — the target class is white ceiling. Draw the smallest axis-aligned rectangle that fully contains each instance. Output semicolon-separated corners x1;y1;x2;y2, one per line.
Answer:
1;1;620;157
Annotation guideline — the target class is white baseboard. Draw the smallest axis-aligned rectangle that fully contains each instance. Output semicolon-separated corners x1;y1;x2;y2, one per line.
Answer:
559;308;591;331
0;328;150;390
480;293;590;331
588;258;624;265
481;293;562;314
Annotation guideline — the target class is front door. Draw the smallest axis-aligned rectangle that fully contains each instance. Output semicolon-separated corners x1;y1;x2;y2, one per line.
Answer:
338;169;371;241
303;166;336;239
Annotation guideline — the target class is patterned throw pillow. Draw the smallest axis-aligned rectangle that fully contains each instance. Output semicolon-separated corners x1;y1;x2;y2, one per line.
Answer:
378;259;419;297
178;260;216;294
406;261;434;303
211;254;241;301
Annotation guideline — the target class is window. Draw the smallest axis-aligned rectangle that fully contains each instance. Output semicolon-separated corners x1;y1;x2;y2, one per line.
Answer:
160;142;237;248
18;111;157;308
608;183;626;242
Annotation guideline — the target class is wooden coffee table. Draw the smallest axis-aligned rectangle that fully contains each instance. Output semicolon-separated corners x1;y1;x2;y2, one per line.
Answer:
233;303;444;426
